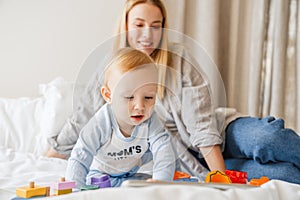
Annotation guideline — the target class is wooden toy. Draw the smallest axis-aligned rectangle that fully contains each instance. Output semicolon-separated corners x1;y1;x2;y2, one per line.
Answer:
51;177;76;195
90;175;111;188
16;181;50;198
81;184;100;191
205;170;232;184
225;170;248;184
173;171;191;180
249;176;269;186
173;171;199;182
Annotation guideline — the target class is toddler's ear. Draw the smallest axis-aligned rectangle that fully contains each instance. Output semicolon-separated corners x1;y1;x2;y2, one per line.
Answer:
101;86;112;104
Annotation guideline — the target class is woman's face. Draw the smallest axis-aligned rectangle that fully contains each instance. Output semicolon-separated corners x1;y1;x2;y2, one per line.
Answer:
127;3;163;55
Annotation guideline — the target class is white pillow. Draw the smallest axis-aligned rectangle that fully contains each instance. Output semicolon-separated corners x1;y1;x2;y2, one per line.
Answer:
37;77;75;155
0;77;75;156
39;77;74;137
0;96;45;154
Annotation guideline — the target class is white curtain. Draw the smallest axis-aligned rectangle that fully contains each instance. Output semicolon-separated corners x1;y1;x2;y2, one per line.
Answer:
261;0;298;131
165;0;300;133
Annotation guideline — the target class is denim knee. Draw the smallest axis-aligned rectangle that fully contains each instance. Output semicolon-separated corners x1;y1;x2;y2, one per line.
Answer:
225;116;288;160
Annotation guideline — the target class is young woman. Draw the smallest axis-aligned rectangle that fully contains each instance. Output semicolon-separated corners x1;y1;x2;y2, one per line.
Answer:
47;0;300;184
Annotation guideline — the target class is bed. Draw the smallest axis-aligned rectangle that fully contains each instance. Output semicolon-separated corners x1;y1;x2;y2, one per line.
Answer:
1;77;300;200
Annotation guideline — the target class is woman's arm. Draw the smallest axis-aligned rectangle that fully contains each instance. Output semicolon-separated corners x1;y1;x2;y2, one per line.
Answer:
200;145;226;172
169;44;225;172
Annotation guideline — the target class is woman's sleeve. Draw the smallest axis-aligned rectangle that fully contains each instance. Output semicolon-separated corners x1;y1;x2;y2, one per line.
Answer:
174;45;223;148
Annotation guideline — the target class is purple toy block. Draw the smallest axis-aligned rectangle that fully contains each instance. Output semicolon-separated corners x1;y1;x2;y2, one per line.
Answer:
91;175;111;188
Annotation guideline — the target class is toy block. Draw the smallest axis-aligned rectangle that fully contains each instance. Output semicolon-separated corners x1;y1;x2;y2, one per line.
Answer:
81;185;100;191
51;177;76;195
205;170;232;184
51;177;76;190
249;176;269;186
173;171;199;182
225;170;248;184
173;171;191;180
53;188;72;195
91;175;111;188
16;181;49;198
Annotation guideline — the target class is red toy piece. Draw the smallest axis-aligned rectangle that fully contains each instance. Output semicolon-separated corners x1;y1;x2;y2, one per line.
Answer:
225;170;248;184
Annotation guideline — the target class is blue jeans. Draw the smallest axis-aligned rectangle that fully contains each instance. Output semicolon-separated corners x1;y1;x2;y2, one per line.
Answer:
223;116;300;184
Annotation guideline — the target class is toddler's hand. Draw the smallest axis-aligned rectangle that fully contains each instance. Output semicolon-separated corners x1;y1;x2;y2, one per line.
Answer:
146;178;164;183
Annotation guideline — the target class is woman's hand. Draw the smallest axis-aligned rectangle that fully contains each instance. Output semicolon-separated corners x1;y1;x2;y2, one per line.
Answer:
45;148;67;159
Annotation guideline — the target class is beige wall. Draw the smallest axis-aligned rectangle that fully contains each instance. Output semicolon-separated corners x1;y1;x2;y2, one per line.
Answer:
0;0;188;98
0;0;124;98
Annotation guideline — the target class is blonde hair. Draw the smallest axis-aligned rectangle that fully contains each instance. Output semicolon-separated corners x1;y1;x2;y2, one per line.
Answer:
104;48;155;86
114;0;169;98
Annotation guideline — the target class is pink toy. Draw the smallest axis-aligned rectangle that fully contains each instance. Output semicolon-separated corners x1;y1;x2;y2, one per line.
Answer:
51;177;76;195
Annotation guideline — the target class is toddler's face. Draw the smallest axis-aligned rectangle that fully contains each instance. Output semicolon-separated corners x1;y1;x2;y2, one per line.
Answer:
109;65;158;132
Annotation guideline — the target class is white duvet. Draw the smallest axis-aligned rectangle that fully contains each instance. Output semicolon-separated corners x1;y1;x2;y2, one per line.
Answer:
0;147;67;199
0;78;300;200
1;146;300;200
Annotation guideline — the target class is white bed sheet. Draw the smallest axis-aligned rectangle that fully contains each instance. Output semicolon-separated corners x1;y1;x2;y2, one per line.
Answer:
1;147;300;200
0;147;67;199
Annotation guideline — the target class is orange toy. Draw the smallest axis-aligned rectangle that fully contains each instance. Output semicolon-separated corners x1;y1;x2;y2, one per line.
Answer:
205;170;232;184
249;176;269;186
173;171;191;180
